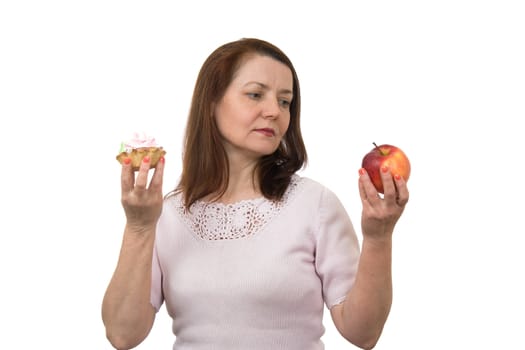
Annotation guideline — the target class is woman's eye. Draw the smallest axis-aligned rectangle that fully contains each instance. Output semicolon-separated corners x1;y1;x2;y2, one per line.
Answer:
247;92;262;99
279;99;291;108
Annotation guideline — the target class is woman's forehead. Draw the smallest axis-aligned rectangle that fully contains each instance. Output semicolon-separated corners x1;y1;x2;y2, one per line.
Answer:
231;54;293;89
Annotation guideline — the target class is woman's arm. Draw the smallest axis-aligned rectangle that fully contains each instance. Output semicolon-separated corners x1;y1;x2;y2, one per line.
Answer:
102;156;165;349
331;166;409;349
330;236;393;349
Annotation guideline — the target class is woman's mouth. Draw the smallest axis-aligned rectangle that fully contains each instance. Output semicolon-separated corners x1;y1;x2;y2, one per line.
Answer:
254;128;276;137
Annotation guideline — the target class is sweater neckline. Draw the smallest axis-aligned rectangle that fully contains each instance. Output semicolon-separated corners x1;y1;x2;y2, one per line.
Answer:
175;175;302;241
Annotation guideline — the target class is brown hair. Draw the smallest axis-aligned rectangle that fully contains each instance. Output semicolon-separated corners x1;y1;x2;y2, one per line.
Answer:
171;38;307;210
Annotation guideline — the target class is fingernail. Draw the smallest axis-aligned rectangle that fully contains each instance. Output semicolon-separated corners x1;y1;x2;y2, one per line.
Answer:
143;156;150;163
160;156;165;164
358;168;366;176
394;173;401;180
123;158;131;165
381;166;388;173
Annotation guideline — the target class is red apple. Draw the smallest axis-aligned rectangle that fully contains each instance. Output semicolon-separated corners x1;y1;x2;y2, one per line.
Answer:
361;142;411;194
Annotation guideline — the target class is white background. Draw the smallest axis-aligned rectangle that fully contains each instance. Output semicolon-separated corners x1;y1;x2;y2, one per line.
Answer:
1;1;524;349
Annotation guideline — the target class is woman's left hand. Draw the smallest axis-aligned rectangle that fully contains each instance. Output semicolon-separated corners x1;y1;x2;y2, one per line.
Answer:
358;166;409;240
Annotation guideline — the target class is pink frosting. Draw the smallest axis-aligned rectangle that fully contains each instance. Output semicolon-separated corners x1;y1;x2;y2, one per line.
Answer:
121;132;160;152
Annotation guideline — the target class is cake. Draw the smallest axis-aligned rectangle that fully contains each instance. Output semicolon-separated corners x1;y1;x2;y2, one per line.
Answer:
116;132;166;171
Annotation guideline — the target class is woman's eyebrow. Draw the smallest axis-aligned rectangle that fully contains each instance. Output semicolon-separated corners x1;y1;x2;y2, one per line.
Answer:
244;81;293;95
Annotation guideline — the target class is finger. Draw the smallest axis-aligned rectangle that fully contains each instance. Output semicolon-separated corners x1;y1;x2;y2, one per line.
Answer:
121;157;135;194
135;156;152;190
358;168;379;206
393;173;410;206
358;168;368;202
149;156;165;192
380;166;397;205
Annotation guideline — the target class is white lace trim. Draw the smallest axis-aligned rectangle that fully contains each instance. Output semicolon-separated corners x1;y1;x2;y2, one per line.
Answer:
175;176;301;240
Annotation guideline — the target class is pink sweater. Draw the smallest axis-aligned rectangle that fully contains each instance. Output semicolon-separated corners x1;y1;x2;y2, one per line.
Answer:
151;175;360;349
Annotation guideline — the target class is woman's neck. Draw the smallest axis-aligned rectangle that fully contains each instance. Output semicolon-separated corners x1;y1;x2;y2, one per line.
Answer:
226;158;261;203
208;157;261;204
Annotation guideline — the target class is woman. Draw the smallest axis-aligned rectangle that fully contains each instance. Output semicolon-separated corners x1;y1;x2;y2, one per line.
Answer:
102;38;409;350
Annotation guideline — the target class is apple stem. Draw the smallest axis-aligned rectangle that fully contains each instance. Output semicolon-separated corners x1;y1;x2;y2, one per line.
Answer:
373;142;387;156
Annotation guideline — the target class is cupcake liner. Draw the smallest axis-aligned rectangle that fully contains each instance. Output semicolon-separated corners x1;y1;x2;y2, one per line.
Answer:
116;147;166;171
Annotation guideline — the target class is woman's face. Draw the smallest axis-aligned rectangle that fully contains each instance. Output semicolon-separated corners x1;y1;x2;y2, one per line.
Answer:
214;54;293;163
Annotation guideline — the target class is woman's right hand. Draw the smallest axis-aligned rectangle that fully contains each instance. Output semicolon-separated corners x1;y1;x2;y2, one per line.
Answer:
103;155;164;349
121;155;165;232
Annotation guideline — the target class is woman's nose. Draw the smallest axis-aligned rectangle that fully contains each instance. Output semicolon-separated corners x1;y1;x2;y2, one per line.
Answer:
262;97;280;119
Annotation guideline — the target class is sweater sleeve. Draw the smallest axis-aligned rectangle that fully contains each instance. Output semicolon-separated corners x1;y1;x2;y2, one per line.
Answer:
315;186;361;309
